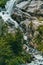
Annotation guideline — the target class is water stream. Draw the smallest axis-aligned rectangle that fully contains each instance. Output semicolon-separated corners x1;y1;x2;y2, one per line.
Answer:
0;0;19;28
0;0;43;65
5;0;16;14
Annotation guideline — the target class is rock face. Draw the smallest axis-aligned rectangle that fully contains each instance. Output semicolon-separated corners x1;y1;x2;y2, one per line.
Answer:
16;0;43;15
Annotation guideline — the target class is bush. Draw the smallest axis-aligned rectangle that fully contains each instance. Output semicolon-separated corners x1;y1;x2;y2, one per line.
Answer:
0;0;8;8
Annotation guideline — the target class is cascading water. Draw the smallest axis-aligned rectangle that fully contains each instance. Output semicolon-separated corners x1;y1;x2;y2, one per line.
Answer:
0;0;19;27
0;0;43;65
5;0;16;14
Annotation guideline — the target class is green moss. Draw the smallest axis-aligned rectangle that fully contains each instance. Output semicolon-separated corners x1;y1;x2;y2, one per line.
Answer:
0;0;9;8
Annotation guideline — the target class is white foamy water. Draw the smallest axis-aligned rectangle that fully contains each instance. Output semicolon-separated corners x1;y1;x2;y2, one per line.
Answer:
0;0;43;65
5;0;16;14
0;0;19;28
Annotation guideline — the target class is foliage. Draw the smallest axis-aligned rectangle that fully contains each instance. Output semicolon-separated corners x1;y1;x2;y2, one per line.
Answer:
34;25;43;44
0;32;32;65
0;0;8;8
0;19;8;36
0;36;14;65
6;28;23;55
33;25;43;52
21;52;32;63
0;20;32;65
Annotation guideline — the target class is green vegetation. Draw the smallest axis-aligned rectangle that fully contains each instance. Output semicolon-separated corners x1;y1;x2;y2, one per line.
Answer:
27;21;43;52
38;16;43;21
34;25;43;52
0;0;8;8
0;19;32;65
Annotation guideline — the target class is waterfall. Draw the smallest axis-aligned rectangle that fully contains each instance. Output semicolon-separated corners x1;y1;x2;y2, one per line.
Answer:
5;0;16;14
